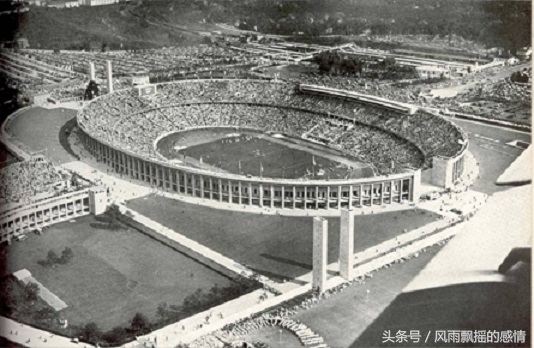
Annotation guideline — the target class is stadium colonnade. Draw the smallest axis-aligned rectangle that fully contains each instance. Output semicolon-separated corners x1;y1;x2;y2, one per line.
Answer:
77;78;468;211
79;130;421;210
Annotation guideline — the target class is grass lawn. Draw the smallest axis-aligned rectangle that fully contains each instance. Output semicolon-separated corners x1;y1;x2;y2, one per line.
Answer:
157;128;372;180
126;195;440;282
1;214;241;330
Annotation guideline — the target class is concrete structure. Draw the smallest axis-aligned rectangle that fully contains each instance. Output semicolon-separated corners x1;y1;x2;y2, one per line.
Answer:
88;186;108;215
89;62;95;81
339;208;355;280
431;154;465;189
130;71;150;86
415;65;451;79
0;190;92;243
77;80;468;210
106;60;113;94
81;0;119;6
32;93;51;107
312;217;328;293
78;130;420;211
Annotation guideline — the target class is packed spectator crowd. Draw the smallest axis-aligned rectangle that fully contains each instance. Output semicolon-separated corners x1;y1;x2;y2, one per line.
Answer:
79;79;465;176
212;314;328;348
0;157;69;206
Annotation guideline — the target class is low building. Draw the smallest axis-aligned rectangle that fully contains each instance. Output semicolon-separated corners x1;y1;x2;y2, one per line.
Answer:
81;0;119;6
16;38;29;49
517;47;532;61
415;65;451;80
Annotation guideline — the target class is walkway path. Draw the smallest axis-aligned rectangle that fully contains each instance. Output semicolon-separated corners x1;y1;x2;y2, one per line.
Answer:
0;317;87;348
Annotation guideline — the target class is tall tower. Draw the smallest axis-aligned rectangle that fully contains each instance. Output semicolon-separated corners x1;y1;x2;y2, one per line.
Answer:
106;60;113;94
339;208;355;280
312;216;328;293
89;61;95;81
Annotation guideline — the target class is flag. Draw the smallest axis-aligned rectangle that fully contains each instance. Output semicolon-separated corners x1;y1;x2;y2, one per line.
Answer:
260;161;264;176
200;157;203;165
238;160;242;173
312;155;317;166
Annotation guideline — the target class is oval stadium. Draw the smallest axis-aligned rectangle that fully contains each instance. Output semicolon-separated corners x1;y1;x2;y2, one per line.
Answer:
77;79;468;210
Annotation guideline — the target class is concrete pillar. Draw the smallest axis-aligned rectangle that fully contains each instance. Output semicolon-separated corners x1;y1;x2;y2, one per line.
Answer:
339;208;355;280
89;61;95;81
337;186;342;209
218;179;223;201
228;180;233;203
200;175;205;198
380;182;385;205
281;186;285;209
210;178;214;199
412;170;421;203
349;185;353;208
259;184;264;207
270;185;274;208
304;186;307;210
89;187;108;215
312;217;328;293
248;182;252;206
106;60;113;94
326;186;331;209
238;181;242;205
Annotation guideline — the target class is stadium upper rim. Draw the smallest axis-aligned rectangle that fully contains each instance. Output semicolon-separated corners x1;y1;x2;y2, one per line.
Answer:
76;78;468;185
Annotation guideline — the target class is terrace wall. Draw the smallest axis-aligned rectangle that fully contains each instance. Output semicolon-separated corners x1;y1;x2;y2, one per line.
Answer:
0;189;92;243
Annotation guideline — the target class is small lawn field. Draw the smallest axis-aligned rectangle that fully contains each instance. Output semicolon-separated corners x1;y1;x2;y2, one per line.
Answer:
1;213;243;330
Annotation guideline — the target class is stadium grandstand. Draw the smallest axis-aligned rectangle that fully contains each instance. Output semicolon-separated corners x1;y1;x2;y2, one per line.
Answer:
77;79;468;210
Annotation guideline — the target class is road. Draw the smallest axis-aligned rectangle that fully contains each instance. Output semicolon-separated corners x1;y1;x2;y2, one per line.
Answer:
449;117;530;195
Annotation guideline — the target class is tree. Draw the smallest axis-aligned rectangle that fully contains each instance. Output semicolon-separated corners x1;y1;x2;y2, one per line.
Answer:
130;312;151;334
84;80;100;101
156;302;168;320
102;326;128;345
60;247;74;264
24;282;39;302
47;250;59;265
79;322;102;343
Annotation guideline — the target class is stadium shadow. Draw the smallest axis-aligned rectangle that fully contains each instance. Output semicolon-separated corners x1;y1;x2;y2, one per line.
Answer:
260;253;312;270
58;117;80;162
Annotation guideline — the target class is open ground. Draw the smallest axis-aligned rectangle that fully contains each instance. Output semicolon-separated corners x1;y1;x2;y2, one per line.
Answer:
0;214;245;329
126;195;440;282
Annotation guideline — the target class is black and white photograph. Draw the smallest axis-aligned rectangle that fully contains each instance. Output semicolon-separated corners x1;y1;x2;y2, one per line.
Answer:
0;0;531;347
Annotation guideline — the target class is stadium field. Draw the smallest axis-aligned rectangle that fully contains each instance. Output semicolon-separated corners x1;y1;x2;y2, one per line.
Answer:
126;195;441;281
157;128;374;180
0;214;244;329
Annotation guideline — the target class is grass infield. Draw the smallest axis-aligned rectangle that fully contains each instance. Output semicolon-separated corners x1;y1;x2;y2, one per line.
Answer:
157;128;373;180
